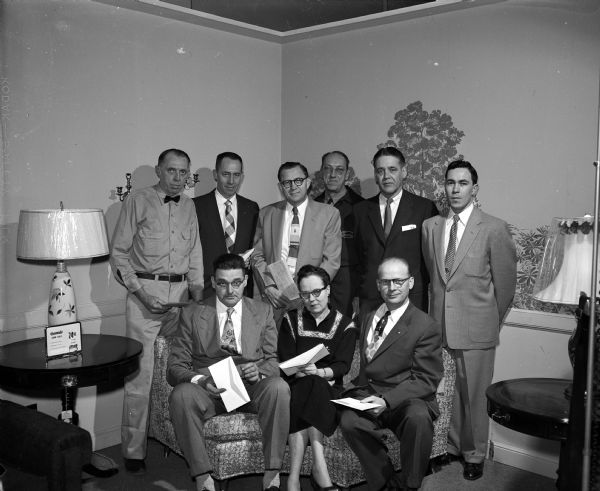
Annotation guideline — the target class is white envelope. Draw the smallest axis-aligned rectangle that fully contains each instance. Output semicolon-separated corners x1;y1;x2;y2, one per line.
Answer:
208;357;251;412
401;224;417;231
331;397;384;411
279;343;329;376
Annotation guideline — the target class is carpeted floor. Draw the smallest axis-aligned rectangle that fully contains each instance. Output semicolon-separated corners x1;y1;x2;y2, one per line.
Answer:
1;438;557;491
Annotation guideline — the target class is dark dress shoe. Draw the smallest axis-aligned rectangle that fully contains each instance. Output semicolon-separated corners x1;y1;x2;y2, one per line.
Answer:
124;458;146;475
463;461;484;480
263;487;280;491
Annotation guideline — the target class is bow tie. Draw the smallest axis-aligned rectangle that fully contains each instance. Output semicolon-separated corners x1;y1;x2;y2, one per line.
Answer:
164;195;180;204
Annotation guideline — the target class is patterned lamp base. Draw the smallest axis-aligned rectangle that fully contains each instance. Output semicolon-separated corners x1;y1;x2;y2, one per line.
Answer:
48;261;77;326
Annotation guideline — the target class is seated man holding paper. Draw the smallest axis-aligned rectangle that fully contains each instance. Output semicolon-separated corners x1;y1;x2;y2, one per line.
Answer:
251;162;342;317
167;253;290;491
338;257;442;491
278;265;357;491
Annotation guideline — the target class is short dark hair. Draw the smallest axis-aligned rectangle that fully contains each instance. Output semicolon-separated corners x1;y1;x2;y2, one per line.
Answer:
278;161;309;182
372;147;406;167
216;152;243;171
378;257;411;277
321;151;349;169
213;253;246;274
445;160;478;185
158;148;190;166
296;264;331;288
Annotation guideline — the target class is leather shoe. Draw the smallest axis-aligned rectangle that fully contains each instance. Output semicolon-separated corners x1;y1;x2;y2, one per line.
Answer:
124;458;146;475
463;461;484;480
263;487;279;491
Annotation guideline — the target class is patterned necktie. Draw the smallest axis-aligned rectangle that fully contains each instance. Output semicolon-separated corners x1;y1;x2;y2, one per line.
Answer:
383;198;393;238
224;199;235;252
365;311;390;361
286;206;300;274
445;215;460;280
220;307;238;354
164;195;180;204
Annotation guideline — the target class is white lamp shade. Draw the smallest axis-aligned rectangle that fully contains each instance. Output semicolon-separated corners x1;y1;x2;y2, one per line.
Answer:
16;209;109;260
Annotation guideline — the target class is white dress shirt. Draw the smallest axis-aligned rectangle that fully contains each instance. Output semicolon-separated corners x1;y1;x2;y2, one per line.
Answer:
378;190;403;228
280;198;308;262
215;190;238;244
444;202;475;255
366;300;410;346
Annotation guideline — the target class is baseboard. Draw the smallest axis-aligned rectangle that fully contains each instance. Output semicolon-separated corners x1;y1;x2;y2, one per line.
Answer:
490;441;559;479
92;424;122;452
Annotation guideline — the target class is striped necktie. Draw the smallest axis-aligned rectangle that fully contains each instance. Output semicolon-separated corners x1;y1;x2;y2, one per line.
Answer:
365;311;390;361
286;206;300;274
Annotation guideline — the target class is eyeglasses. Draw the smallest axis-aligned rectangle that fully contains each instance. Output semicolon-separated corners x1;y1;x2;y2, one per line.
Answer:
215;279;244;289
377;277;412;288
299;287;327;300
280;177;308;189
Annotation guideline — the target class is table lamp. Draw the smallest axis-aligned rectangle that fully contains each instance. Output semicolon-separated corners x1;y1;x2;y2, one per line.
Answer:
16;206;109;326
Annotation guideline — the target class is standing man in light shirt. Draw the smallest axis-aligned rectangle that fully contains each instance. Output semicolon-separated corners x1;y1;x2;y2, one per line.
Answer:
422;160;517;481
194;152;259;299
110;148;203;474
168;253;289;491
251;161;342;314
354;147;438;316
315;151;364;317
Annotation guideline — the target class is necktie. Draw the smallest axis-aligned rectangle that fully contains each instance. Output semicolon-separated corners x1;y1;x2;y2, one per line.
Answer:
383;198;393;238
365;311;390;361
224;199;235;252
164;195;180;204
287;206;300;274
220;307;238;354
327;197;334;205
445;215;460;280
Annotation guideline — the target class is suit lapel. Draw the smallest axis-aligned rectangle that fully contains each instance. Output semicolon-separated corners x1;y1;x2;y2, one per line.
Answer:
239;297;257;356
297;199;316;271
270;202;286;262
450;207;482;277
370;305;411;362
432;215;447;281
233;198;249;251
207;192;227;249
366;196;386;245
196;298;220;351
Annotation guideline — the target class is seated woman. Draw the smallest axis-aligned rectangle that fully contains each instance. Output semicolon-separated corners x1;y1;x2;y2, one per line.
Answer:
278;265;357;491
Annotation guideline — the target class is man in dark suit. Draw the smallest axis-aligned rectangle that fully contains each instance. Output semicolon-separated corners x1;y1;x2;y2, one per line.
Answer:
422;160;517;481
168;254;290;491
354;147;438;316
339;257;443;491
315;150;364;317
194;152;259;298
251;161;341;313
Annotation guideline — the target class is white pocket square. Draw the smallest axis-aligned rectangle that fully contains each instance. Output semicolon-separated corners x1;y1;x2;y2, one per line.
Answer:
402;224;417;232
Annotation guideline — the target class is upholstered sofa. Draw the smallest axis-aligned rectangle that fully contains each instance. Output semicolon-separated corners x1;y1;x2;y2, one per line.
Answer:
149;335;455;490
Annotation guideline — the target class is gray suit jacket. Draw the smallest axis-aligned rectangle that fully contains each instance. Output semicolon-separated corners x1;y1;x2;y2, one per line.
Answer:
251;198;342;292
167;296;279;386
422;207;517;349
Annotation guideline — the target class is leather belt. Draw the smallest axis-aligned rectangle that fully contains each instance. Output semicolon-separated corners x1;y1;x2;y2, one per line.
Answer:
136;272;186;282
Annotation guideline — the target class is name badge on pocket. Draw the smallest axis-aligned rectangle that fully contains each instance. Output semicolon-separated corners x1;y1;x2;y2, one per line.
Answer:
402;224;417;232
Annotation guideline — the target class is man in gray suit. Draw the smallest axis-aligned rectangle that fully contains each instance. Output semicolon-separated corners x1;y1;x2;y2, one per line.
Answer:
251;161;342;313
168;254;290;491
422;160;517;481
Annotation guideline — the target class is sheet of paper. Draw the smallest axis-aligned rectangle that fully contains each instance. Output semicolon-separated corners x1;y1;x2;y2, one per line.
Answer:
240;248;254;262
279;343;329;376
208;357;250;412
267;260;300;300
331;397;383;411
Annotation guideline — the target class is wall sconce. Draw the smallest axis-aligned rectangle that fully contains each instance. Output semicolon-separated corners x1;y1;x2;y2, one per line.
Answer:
115;172;199;201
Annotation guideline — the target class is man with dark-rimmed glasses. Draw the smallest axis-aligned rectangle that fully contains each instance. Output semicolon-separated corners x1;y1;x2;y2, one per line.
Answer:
339;257;443;491
251;161;342;316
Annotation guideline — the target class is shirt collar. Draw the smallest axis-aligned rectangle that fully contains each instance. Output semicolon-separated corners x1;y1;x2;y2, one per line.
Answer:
215;189;237;205
379;189;403;205
216;297;242;315
286;197;309;215
448;201;475;225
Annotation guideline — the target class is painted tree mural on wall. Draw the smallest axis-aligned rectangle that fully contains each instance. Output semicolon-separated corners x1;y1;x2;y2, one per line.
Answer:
378;101;464;211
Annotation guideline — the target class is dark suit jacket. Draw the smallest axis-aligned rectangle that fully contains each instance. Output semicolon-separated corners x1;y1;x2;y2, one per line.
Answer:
350;302;443;412
167;296;278;386
422;207;517;349
193;190;259;294
354;191;438;307
251;198;342;293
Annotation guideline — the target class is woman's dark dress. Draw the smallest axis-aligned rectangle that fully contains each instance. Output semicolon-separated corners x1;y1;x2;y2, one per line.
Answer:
278;308;357;436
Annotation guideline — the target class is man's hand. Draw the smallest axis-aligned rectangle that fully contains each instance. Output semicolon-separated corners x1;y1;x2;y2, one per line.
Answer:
189;285;203;303
198;376;226;398
134;287;168;314
362;395;387;416
263;285;287;309
239;362;261;384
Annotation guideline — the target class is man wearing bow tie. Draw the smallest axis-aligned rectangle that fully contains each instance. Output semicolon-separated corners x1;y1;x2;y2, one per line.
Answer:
110;148;203;474
339;257;443;491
